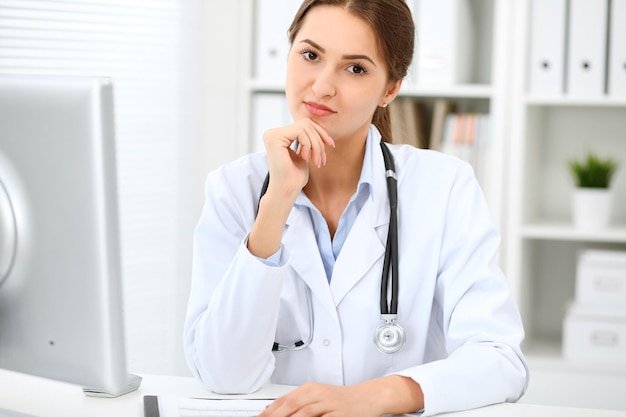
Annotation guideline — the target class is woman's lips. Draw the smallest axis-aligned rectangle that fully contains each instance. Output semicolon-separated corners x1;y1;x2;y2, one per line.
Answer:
305;101;336;117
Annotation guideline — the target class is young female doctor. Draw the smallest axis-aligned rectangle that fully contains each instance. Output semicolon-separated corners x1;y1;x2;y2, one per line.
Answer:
184;0;529;415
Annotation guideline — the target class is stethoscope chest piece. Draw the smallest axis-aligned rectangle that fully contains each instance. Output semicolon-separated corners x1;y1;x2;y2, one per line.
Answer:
374;314;405;354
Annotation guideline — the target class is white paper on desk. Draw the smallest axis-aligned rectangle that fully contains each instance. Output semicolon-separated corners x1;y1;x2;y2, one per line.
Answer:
158;396;273;417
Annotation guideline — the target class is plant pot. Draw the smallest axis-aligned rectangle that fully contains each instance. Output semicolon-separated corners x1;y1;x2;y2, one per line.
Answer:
571;188;613;229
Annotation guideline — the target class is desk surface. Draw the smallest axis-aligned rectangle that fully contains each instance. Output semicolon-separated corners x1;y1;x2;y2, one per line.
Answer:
1;369;626;417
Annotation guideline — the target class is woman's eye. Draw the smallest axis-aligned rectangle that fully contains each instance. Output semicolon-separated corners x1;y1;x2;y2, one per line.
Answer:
302;50;318;61
348;65;367;75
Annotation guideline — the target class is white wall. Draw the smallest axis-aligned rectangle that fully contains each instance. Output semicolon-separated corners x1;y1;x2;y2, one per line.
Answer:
167;1;247;376
199;1;248;174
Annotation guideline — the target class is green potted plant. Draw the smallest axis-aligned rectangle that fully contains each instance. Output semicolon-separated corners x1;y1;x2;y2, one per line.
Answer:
568;152;619;229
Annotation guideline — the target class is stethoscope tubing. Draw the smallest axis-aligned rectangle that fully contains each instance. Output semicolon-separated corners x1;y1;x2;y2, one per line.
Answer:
259;140;402;353
272;286;314;352
380;141;399;316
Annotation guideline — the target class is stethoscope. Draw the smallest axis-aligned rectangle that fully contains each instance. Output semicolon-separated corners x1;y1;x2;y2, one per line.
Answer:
258;141;405;354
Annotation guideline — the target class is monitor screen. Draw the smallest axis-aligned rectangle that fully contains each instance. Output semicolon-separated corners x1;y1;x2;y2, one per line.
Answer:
0;74;140;397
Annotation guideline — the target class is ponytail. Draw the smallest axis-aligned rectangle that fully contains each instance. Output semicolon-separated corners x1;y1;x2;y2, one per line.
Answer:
373;106;392;143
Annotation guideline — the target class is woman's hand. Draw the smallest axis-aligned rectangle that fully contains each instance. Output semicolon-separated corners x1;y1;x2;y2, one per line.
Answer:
259;376;424;417
263;118;335;201
248;118;334;259
260;382;382;417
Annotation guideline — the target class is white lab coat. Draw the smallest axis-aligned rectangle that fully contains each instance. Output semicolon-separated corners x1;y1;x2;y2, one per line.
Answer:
184;126;528;416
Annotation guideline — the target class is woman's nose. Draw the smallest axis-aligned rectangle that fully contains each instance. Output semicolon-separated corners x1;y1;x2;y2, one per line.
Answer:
311;67;336;98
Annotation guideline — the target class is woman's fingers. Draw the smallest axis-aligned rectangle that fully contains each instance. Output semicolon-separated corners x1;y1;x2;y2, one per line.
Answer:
301;121;334;167
259;383;321;417
265;118;331;168
258;382;374;417
299;123;325;167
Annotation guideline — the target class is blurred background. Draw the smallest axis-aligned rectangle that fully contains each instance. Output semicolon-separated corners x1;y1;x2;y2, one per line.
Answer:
0;0;624;410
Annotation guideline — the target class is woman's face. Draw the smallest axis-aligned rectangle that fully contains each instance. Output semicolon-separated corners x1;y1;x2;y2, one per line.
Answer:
285;5;399;143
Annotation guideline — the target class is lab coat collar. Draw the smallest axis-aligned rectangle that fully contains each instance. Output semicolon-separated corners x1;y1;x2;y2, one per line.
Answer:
283;125;390;315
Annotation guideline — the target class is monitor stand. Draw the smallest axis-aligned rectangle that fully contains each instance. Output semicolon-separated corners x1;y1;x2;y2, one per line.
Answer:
82;373;143;398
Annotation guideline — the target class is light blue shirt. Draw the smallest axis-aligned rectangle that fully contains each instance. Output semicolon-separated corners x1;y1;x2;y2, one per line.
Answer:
259;131;375;282
296;141;373;281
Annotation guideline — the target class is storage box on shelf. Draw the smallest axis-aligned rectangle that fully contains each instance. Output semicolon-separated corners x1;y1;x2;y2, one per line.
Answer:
563;305;626;363
574;250;626;307
563;250;626;362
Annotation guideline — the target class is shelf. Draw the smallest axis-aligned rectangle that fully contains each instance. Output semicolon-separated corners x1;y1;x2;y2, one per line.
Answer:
525;95;626;107
521;221;626;243
399;83;493;99
247;80;285;93
246;79;494;99
524;337;626;375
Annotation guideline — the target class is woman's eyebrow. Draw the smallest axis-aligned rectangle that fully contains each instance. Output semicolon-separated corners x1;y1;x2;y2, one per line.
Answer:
298;38;377;67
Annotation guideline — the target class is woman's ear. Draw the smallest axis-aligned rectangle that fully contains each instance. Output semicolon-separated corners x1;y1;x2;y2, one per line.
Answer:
381;79;403;107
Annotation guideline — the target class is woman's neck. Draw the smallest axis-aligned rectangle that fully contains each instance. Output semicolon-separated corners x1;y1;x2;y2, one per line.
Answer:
303;139;366;237
307;138;365;192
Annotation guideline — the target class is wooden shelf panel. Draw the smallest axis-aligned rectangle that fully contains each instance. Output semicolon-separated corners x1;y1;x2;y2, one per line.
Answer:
524;337;626;375
521;221;626;243
399;83;493;99
246;79;494;99
526;95;626;107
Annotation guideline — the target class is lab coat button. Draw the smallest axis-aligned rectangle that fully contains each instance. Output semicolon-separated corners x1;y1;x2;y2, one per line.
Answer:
323;339;330;346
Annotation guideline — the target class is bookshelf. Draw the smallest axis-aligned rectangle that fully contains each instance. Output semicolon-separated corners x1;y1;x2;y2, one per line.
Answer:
506;0;626;408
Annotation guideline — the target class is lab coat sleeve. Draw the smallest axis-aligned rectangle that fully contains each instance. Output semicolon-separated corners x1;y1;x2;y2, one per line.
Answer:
183;162;289;394
395;163;529;416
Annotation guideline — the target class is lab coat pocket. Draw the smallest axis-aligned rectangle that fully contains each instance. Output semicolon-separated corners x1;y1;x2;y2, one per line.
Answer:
274;278;312;349
271;279;315;385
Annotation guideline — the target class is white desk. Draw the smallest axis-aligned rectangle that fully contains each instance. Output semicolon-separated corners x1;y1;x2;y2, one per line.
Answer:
1;369;626;417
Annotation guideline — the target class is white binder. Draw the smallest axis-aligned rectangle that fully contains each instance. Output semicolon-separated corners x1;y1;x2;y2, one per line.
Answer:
254;0;300;83
566;0;609;97
404;0;421;87
415;0;474;86
527;0;567;95
251;93;292;153
608;0;626;97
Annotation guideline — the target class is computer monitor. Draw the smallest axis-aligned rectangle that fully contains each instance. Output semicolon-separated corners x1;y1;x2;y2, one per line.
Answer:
0;74;141;397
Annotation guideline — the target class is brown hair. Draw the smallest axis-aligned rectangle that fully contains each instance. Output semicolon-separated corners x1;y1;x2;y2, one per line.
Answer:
287;0;415;142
